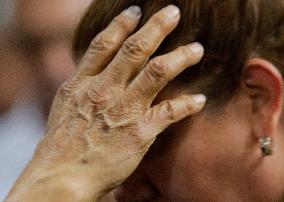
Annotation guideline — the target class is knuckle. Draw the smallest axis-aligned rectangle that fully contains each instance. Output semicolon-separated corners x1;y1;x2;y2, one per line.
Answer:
56;82;74;98
89;33;115;52
146;58;169;82
161;101;175;121
87;87;106;106
122;36;150;58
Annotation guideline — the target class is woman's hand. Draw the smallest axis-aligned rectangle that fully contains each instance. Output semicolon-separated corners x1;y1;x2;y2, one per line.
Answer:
6;5;205;202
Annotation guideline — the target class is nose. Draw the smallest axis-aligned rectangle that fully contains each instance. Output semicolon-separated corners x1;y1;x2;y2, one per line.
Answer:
114;172;157;202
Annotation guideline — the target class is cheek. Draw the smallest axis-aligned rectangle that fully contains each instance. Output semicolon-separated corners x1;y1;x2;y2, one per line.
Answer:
144;117;222;200
171;113;251;199
162;120;222;199
144;111;250;201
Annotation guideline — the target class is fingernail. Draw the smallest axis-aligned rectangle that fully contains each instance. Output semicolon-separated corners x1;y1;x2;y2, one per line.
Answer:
124;6;142;19
189;42;204;54
163;5;180;19
192;94;206;105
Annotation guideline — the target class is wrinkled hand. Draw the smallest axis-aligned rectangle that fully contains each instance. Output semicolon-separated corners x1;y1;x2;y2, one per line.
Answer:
7;5;205;202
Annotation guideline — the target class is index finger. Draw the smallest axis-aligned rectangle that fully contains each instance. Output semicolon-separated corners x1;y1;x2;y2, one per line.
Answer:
75;6;142;77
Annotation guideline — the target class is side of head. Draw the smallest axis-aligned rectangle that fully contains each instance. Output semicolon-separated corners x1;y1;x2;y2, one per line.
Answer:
73;0;284;201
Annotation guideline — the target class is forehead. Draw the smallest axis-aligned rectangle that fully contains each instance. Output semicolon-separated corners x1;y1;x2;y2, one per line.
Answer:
16;0;91;36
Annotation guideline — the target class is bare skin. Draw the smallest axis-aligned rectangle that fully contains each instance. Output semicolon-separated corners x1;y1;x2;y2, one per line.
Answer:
6;5;205;202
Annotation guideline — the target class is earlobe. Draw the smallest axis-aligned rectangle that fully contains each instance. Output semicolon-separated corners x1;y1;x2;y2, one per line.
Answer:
241;58;283;148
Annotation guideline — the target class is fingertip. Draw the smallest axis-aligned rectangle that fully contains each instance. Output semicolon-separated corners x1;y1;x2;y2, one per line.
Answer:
191;94;206;105
180;94;206;115
188;42;204;55
189;94;207;112
123;5;142;20
184;42;204;66
163;4;180;19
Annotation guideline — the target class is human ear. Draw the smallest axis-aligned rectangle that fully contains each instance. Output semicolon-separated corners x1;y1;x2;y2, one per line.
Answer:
241;58;283;141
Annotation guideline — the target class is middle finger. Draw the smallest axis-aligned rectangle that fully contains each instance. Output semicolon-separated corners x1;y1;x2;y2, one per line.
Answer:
102;5;181;86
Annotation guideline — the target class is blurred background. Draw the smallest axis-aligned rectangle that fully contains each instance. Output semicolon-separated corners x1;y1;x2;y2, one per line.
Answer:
0;0;92;200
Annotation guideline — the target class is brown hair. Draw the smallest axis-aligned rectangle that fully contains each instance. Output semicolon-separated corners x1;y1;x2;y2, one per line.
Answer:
73;0;284;106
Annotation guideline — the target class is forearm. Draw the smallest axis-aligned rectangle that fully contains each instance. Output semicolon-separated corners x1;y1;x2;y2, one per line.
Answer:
5;161;102;202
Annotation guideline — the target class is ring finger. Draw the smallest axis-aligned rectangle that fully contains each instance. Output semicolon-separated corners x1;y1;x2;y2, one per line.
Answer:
126;42;204;104
101;5;181;86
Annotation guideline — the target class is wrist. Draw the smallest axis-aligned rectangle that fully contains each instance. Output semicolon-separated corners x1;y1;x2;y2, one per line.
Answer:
7;164;103;202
